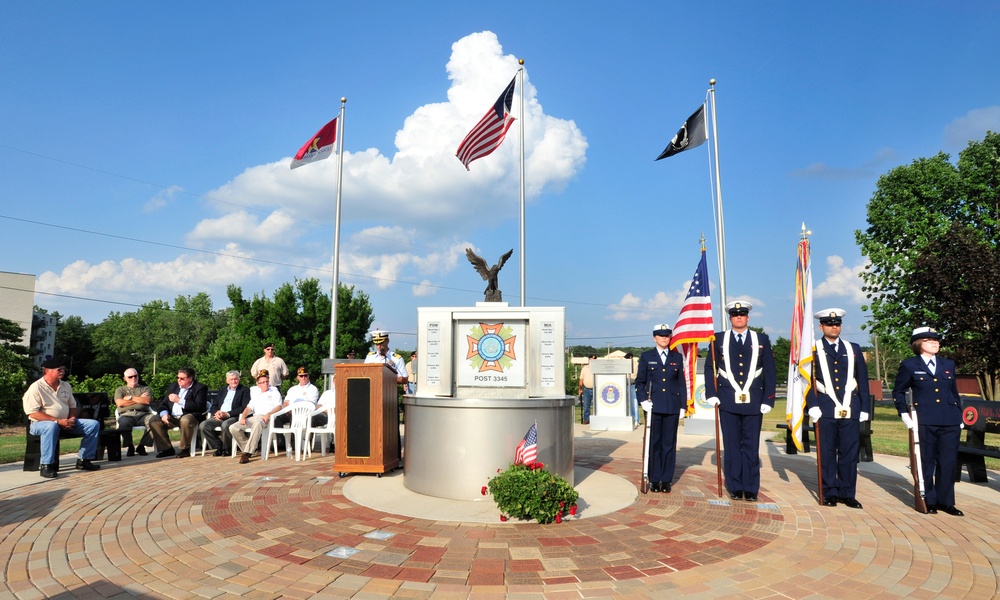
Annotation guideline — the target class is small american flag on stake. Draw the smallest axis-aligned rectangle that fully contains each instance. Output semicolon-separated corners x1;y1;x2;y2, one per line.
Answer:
514;423;537;466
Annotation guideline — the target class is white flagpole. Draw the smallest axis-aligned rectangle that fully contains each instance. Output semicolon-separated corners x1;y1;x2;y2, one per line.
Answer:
329;98;346;361
708;79;728;327
518;59;526;307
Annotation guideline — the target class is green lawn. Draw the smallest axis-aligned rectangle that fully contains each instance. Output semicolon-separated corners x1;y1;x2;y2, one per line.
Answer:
0;423;178;465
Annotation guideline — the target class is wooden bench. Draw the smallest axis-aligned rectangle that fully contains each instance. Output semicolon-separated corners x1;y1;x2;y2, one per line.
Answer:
23;392;111;471
776;420;874;462
955;397;1000;483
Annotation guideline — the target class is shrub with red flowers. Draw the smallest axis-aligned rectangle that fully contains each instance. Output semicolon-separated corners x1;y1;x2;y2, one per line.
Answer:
484;462;579;524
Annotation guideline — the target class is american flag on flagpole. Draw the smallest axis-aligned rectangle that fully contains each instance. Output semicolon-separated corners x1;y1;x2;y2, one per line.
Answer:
514;423;537;466
670;247;715;416
456;76;516;170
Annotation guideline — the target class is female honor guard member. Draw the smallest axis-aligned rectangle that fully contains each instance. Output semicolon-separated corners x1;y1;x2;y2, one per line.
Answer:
634;324;687;493
892;327;964;516
806;308;870;509
704;301;777;501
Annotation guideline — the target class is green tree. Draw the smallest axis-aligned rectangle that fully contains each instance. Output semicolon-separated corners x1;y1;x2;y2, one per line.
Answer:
54;314;98;378
0;317;31;425
856;131;1000;398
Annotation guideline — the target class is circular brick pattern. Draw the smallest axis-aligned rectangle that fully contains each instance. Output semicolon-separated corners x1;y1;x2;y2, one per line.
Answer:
193;465;783;585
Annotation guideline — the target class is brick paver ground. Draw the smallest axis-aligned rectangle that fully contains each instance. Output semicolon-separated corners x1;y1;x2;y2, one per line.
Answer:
1;427;997;599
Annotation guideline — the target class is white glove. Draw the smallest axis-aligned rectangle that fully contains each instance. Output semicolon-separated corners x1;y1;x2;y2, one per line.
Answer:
808;406;822;422
901;413;915;430
640;400;652;413
707;396;721;407
859;411;869;423
760;404;772;415
680;409;686;419
960;422;965;429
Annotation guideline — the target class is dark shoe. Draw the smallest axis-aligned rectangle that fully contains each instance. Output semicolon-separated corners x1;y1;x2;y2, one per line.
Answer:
137;445;147;456
126;447;136;457
155;448;176;458
650;482;662;493
842;498;863;509
239;452;251;464
744;493;758;502
75;459;101;471
822;496;839;507
937;504;964;516
212;448;225;457
176;449;191;458
730;490;744;500
663;482;671;493
40;464;58;479
925;506;938;514
582;420;590;425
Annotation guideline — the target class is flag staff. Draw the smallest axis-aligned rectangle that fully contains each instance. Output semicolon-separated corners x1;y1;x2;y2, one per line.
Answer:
518;59;526;307
329;97;347;361
708;79;728;327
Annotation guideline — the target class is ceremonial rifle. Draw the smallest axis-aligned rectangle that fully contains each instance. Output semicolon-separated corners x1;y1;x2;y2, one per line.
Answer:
640;379;651;494
907;390;929;514
813;413;824;505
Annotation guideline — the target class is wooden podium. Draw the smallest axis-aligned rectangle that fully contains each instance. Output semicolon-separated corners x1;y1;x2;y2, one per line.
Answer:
333;363;400;477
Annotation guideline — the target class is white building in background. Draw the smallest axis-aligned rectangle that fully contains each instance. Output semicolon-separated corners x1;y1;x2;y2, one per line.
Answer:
32;311;57;370
0;271;35;347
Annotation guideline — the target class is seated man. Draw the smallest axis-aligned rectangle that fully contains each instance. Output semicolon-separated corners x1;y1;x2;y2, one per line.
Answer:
23;357;101;478
274;367;320;455
147;368;208;458
230;370;284;464
199;370;251;456
113;367;153;456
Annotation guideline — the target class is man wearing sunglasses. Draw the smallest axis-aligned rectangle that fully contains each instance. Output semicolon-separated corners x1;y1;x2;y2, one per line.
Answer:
147;368;208;458
113;368;153;456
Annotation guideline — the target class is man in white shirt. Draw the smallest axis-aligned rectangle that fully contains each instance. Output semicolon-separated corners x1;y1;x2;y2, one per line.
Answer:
199;371;251;456
231;370;284;464
365;330;408;385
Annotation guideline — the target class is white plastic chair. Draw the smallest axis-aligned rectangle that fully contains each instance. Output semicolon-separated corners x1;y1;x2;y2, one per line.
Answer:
230;421;254;456
305;391;336;458
264;403;315;461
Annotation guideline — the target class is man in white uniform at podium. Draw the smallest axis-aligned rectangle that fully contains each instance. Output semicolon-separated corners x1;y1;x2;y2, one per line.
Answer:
365;330;409;385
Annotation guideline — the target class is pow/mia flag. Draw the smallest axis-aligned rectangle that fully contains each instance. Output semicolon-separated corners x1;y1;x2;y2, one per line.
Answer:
655;104;708;160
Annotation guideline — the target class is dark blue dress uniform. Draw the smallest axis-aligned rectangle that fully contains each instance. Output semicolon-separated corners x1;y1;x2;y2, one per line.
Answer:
892;355;962;509
635;346;687;489
807;339;871;503
704;330;777;498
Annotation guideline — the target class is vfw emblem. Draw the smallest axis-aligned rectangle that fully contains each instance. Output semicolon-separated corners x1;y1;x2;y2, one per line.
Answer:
466;322;517;373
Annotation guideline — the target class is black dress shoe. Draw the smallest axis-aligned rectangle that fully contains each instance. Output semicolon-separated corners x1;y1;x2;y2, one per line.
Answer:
925;506;938;514
730;490;744;500
176;449;191;458
744;493;758;502
40;464;58;478
663;482;672;493
650;482;662;493
75;459;101;471
822;496;839;507
137;446;147;456
842;498;863;509
212;448;225;457
126;447;136;457
937;504;964;516
239;452;252;464
155;448;176;458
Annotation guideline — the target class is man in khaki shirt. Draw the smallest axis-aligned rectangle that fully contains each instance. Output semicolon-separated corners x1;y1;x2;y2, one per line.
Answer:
23;357;102;478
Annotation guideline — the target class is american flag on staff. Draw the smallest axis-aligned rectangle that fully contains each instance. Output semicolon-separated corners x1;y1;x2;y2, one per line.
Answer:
514;423;537;466
456;76;516;170
669;247;715;416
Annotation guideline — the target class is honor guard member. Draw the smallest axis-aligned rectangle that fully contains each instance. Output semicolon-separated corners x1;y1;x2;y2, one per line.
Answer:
365;329;409;385
704;300;777;501
806;308;871;509
892;327;964;516
634;323;688;493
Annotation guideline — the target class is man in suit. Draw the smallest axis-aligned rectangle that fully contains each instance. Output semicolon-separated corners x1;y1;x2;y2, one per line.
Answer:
147;368;208;458
198;370;251;456
635;324;688;492
704;300;777;501
892;326;964;516
806;308;871;509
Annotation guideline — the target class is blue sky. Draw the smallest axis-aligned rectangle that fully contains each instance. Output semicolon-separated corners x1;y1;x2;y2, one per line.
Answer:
3;2;999;352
